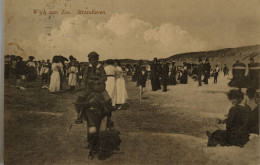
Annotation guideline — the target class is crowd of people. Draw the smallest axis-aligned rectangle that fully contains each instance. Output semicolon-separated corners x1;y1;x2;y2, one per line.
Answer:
205;57;260;147
5;52;129;158
128;56;259;148
4;53;128;108
4;52;259;152
129;57;230;99
4;54;127;102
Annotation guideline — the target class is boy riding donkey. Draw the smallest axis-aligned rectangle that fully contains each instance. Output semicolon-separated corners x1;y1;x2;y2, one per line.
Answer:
73;52;116;159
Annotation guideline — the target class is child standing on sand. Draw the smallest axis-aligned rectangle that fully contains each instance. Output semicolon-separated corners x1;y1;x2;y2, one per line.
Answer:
137;66;148;100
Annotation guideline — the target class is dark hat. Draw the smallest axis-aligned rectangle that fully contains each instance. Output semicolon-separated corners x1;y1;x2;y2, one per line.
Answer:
29;56;35;60
106;59;114;65
198;58;202;62
115;59;121;66
154;57;157;60
227;89;244;101
246;88;256;99
17;56;23;60
205;58;209;61
52;56;59;63
88;52;99;59
69;55;77;61
250;57;254;60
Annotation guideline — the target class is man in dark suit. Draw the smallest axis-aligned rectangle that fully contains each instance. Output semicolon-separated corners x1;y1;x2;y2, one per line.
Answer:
169;61;177;85
161;60;169;92
203;58;211;84
150;58;161;91
197;58;204;86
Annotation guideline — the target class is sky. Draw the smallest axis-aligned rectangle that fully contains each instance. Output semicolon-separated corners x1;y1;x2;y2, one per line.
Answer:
4;0;260;61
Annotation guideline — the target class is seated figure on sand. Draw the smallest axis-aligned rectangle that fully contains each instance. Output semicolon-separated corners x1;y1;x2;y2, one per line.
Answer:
206;89;250;147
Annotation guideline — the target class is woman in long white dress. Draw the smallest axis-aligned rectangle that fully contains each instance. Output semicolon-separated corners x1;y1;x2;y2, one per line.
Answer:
68;61;78;93
104;59;117;106
115;60;127;108
49;56;63;93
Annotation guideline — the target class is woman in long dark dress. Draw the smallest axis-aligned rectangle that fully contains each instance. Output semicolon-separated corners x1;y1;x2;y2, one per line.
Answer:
150;59;161;91
26;56;37;82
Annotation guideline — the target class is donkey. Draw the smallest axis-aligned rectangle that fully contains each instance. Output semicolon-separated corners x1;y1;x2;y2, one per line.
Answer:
77;92;113;159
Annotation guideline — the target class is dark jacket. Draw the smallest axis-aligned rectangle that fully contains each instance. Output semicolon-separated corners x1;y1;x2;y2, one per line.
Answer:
204;62;211;76
150;63;159;79
137;70;148;87
232;62;246;78
197;62;204;76
247;105;259;134
84;64;107;92
226;105;250;133
161;64;169;79
15;61;27;76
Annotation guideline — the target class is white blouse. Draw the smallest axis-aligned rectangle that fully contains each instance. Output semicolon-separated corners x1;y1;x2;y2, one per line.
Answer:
104;65;117;76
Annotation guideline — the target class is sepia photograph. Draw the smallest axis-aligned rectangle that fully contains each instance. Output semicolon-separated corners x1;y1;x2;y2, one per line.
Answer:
3;0;260;164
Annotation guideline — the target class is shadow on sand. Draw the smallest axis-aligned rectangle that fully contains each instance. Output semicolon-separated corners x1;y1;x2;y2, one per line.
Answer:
141;96;150;100
97;129;123;160
200;90;227;94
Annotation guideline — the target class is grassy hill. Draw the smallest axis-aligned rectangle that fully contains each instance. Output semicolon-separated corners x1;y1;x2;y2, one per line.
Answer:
96;45;260;68
165;45;260;68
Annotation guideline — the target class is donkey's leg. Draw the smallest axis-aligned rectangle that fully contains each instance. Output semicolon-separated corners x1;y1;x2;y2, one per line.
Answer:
88;126;98;159
87;111;102;159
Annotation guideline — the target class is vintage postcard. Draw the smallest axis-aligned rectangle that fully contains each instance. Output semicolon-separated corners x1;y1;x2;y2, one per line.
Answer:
3;0;260;164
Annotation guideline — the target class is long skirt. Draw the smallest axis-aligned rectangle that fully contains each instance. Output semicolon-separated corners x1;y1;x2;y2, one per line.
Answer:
27;67;37;82
49;71;60;92
106;77;116;106
68;73;77;86
207;130;249;147
228;77;248;88
116;77;127;104
151;77;161;91
169;73;176;85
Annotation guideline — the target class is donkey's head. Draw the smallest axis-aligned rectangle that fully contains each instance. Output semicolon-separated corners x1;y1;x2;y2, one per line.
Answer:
86;92;105;108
